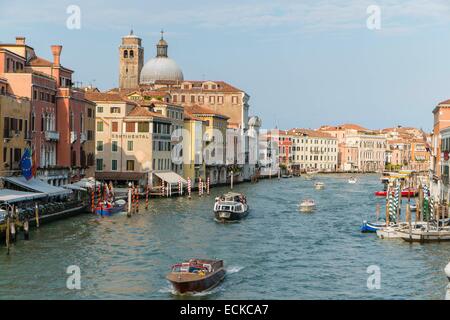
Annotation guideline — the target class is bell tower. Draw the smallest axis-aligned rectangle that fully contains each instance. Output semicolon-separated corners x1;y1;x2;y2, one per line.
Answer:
119;30;144;89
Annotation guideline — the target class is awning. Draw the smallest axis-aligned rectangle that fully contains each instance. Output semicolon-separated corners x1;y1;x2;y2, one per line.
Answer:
153;171;187;185
3;177;72;196
62;184;87;191
95;172;146;181
0;189;47;203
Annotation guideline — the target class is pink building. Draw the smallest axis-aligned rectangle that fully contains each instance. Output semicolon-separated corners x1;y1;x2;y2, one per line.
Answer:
0;37;95;184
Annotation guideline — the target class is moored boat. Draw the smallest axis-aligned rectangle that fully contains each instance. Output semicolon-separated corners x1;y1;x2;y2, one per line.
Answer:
166;258;226;294
360;220;388;233
398;227;450;242
95;199;126;216
214;192;249;222
299;199;316;212
374;187;418;197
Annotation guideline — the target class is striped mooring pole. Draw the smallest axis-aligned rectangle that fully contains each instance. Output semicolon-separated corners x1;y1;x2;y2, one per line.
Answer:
91;188;95;213
187;177;192;199
206;177;210;195
145;184;149;210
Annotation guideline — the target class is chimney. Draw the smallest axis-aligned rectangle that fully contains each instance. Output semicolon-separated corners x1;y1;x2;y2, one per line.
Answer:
15;37;26;45
51;45;63;66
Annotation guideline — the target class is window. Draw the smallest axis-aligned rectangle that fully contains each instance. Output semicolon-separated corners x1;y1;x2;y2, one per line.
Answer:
126;122;135;132
112;141;118;152
232;96;238;104
97;141;103;151
112;121;118;132
97;121;103;132
112;160;118;171
97;106;103;113
123;50;128;58
96;158;103;171
190;95;195;103
129;50;134;58
127;141;133;151
173;95;177;103
138;122;149;132
181;95;186;103
87;108;93;118
31;113;35;131
126;160;135;171
110;107;120;113
218;96;224;104
14;148;21;162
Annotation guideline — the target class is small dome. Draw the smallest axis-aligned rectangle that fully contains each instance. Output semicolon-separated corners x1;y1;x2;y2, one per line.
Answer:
140;57;184;83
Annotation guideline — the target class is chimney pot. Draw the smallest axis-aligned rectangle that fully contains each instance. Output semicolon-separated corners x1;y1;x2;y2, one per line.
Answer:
15;37;26;45
51;45;63;66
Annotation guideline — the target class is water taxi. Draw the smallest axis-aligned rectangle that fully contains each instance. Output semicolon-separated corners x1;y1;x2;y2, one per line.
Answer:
166;259;226;294
299;199;316;212
214;192;249;222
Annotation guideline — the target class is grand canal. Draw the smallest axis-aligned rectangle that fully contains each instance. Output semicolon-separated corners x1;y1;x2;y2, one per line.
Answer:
1;174;449;299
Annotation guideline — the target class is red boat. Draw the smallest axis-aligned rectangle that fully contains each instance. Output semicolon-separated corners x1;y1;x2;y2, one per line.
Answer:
374;188;418;197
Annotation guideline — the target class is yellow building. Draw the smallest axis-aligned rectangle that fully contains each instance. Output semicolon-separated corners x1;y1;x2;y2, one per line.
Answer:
185;105;229;184
0;91;31;174
183;110;207;186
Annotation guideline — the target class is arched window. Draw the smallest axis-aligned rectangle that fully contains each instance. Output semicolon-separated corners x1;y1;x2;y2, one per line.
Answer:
71;150;77;167
129;50;134;58
123;50;128;58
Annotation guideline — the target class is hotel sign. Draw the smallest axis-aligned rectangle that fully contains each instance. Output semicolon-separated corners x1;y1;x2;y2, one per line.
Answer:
111;134;150;139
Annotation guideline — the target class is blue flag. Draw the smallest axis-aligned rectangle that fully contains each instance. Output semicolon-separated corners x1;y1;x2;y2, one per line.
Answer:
20;148;32;180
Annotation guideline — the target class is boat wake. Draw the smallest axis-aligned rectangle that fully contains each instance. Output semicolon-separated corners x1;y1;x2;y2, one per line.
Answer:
226;265;244;274
159;282;223;297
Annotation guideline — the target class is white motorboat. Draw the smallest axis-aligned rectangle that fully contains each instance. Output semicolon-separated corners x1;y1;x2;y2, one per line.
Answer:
299;199;316;212
314;182;325;190
348;177;357;184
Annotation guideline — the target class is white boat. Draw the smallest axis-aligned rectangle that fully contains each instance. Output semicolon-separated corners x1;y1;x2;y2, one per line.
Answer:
314;182;325;190
348;177;357;184
213;192;249;222
299;199;316;212
376;221;426;239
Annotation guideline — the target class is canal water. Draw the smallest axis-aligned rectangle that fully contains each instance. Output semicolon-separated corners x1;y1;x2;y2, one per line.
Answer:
1;174;449;300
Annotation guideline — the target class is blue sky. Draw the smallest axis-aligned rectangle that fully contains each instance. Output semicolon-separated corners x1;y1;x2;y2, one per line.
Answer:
2;0;450;131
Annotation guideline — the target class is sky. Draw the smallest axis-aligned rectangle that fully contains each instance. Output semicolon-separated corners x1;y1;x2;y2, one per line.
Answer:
1;0;450;132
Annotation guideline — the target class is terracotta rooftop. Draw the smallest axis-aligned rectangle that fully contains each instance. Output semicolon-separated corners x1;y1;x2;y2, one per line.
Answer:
28;56;53;67
84;92;130;103
288;128;336;139
127;106;167;119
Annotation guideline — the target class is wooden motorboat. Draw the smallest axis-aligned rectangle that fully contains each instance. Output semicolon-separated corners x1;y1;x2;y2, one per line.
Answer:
299;199;316;212
214;192;249;222
314;182;325;190
374;187;418;197
166;259;226;294
95;199;126;216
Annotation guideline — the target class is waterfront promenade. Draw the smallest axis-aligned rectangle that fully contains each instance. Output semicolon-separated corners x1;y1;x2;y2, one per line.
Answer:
0;174;449;299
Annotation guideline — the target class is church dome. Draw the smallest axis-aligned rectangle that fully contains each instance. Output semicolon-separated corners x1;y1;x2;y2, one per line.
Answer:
140;32;184;84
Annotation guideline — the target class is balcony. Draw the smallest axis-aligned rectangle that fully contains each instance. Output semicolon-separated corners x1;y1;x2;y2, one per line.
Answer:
45;131;60;141
70;131;78;144
80;132;87;144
